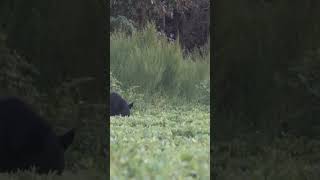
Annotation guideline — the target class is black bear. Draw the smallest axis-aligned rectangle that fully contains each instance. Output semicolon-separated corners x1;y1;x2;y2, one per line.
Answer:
110;92;133;117
0;97;75;175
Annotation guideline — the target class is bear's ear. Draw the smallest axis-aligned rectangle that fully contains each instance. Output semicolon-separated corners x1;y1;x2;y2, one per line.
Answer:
128;102;133;109
58;128;75;151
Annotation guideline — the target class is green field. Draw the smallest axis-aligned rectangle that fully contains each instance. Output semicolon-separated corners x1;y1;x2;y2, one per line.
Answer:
110;103;210;179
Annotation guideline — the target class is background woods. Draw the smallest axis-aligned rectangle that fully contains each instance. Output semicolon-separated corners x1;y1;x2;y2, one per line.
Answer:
110;0;210;52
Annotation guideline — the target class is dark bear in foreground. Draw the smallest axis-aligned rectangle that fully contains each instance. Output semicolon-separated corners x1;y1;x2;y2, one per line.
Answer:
110;92;133;117
0;97;75;175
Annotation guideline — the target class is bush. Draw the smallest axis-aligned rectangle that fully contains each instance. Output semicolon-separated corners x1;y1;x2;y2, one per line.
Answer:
110;23;209;104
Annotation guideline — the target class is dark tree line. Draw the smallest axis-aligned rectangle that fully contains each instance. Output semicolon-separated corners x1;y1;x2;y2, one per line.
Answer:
110;0;210;52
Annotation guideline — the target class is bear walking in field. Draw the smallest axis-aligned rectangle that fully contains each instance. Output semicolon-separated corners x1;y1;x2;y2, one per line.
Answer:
0;97;75;175
110;92;133;117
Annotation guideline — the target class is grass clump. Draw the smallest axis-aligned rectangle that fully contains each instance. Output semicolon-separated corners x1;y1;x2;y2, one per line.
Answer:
110;23;209;104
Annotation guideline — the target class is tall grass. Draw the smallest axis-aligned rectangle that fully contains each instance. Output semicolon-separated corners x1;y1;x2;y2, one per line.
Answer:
110;23;209;104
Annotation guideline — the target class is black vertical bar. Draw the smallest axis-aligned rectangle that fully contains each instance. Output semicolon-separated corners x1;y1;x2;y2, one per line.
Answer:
105;0;110;178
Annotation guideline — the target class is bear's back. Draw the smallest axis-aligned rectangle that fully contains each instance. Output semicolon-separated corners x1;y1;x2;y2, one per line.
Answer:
0;97;52;145
110;92;130;116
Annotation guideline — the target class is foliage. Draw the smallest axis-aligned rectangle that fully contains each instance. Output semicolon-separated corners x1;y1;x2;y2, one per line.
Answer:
0;45;41;102
111;101;209;179
110;71;123;95
288;48;320;99
110;23;209;104
110;15;136;35
280;48;320;137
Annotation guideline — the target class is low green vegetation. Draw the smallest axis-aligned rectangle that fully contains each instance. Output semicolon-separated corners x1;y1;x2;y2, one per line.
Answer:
111;102;210;179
